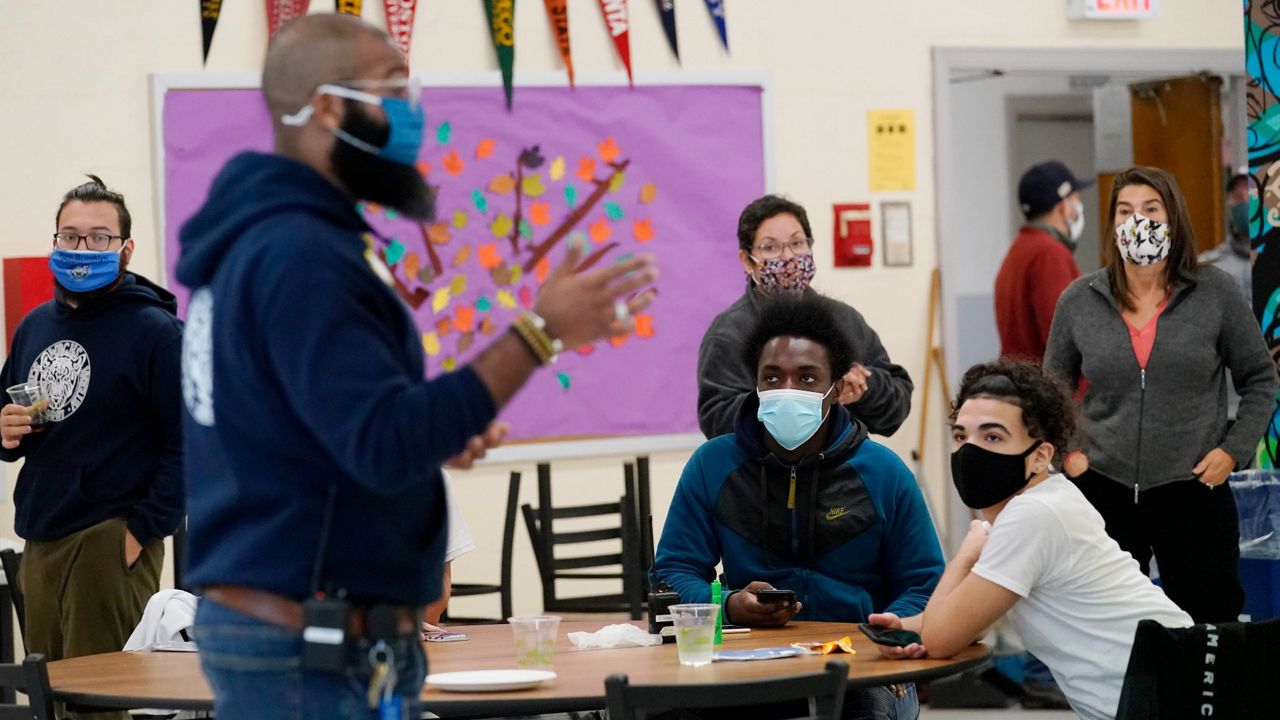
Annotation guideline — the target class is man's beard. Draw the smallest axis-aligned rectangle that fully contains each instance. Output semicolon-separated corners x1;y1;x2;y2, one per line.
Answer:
330;100;435;221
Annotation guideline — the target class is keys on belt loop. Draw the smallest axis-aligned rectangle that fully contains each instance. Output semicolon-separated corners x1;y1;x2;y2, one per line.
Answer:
367;640;397;711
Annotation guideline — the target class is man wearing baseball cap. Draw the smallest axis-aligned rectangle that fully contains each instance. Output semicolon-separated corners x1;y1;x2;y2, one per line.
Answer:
994;160;1093;363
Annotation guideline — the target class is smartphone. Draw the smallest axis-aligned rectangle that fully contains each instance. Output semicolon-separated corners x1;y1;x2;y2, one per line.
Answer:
424;631;469;643
858;623;922;648
753;589;796;604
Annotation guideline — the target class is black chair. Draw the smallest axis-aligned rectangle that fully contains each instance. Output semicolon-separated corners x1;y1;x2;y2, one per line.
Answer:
0;654;56;720
521;462;645;619
441;471;520;624
0;551;24;654
605;659;849;720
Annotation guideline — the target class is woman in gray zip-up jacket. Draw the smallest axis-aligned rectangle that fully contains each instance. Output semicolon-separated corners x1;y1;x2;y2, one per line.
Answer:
1045;166;1276;624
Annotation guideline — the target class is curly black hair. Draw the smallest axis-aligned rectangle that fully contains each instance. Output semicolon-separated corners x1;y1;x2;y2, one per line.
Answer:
56;174;131;239
952;360;1076;457
743;294;855;381
737;194;813;254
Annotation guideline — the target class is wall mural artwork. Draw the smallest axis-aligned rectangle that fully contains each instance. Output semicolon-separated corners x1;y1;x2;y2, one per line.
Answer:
161;83;765;441
1246;0;1280;467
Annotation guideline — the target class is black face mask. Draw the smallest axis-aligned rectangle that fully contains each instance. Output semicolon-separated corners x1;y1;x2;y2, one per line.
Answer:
950;440;1042;510
330;100;436;221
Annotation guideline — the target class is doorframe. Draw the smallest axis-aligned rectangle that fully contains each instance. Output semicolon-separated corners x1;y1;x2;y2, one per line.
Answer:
932;46;1242;383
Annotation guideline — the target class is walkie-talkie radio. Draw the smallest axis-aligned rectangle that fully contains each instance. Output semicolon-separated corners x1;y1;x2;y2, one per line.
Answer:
644;514;681;642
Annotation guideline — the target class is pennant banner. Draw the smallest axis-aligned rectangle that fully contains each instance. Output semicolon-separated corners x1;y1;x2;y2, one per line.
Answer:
265;0;311;38
337;0;363;15
484;0;516;108
384;0;418;57
200;0;223;64
542;0;574;87
655;0;678;62
703;0;726;51
597;0;633;86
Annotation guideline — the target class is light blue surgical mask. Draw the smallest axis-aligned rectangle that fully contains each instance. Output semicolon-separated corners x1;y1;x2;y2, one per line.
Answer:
280;82;425;166
757;385;834;451
49;249;121;292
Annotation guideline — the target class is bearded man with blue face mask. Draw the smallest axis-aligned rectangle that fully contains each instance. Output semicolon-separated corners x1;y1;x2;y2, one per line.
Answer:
178;14;656;720
657;294;943;720
0;175;184;710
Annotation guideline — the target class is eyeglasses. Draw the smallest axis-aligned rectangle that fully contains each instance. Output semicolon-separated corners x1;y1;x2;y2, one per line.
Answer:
752;237;813;260
53;232;124;251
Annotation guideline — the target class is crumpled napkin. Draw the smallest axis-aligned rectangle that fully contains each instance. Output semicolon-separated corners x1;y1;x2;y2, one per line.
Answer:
567;623;663;649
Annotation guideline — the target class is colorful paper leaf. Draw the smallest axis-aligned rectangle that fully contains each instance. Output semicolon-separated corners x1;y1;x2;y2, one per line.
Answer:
535;257;551;285
475;296;492;312
418;265;436;284
422;332;441;356
576;156;596;182
564;184;578;208
436;121;452;145
575;344;596;357
442;357;457;372
451;210;469;229
458;332;476;354
452;246;472;268
436;318;453;337
549;156;566;181
490;213;514;238
639;182;658;204
480;316;497;335
522;173;547;197
519;219;533;239
385;208;400;220
449;275;467;297
471;189;488;213
518;285;534;308
442;149;464;175
416;161;432;176
489;174;516;195
529;201;552;226
477;243;503;270
589;217;612;243
475;138;496;159
404;252;421;279
454;305;477;333
432;286;452;313
604;201;624;221
634;313;654;337
609;334;628;347
519;146;546;169
633;218;654;242
598;137;620;162
556;372;571;391
510;264;523;284
496;289;517;309
384;239;406;265
608;171;625;193
427;223;451;245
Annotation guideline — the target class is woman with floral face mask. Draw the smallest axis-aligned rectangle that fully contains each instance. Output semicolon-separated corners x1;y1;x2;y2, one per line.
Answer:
1044;166;1276;624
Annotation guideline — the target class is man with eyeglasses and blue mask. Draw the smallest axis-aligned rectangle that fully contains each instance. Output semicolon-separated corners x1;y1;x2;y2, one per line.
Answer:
0;175;183;718
659;293;942;720
177;13;656;720
697;194;913;440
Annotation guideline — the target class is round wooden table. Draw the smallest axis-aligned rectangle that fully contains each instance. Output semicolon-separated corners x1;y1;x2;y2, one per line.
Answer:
47;620;990;717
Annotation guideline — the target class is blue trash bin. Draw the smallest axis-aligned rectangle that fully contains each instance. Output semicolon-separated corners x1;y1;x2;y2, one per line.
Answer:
1229;470;1280;620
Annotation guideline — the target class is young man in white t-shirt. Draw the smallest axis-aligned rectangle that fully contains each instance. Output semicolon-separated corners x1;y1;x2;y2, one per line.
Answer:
868;360;1192;720
422;471;476;633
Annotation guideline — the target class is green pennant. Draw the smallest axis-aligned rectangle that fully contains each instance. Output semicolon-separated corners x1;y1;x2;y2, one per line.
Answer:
483;0;516;109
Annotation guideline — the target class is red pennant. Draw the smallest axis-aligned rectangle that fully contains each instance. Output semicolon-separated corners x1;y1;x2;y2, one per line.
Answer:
596;0;633;86
265;0;311;38
542;0;574;87
383;0;418;58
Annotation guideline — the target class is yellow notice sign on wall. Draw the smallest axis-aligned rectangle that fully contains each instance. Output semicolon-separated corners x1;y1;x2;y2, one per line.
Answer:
867;109;916;192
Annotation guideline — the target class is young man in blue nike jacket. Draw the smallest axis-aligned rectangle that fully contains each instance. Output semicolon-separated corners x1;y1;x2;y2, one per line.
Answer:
657;294;943;719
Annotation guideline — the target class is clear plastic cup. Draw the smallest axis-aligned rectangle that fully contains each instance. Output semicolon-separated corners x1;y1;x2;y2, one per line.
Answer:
508;615;560;669
670;603;720;667
6;382;49;426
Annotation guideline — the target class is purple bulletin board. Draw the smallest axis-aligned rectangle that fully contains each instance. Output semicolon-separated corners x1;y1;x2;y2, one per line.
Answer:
157;80;765;442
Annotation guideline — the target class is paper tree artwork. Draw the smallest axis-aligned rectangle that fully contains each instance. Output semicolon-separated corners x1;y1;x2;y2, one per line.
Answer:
162;84;764;440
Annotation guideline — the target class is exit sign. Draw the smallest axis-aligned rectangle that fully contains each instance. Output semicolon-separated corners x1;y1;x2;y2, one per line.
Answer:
1067;0;1157;19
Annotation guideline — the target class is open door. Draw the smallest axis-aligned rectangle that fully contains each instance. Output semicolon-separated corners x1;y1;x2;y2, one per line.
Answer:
1129;74;1225;254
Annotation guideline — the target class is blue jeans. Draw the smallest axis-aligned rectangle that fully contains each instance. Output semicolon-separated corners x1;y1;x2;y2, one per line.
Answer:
194;598;425;720
845;684;919;720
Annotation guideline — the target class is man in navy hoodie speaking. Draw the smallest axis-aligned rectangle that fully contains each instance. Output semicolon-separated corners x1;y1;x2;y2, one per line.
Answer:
0;175;184;704
657;294;943;719
177;13;656;720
